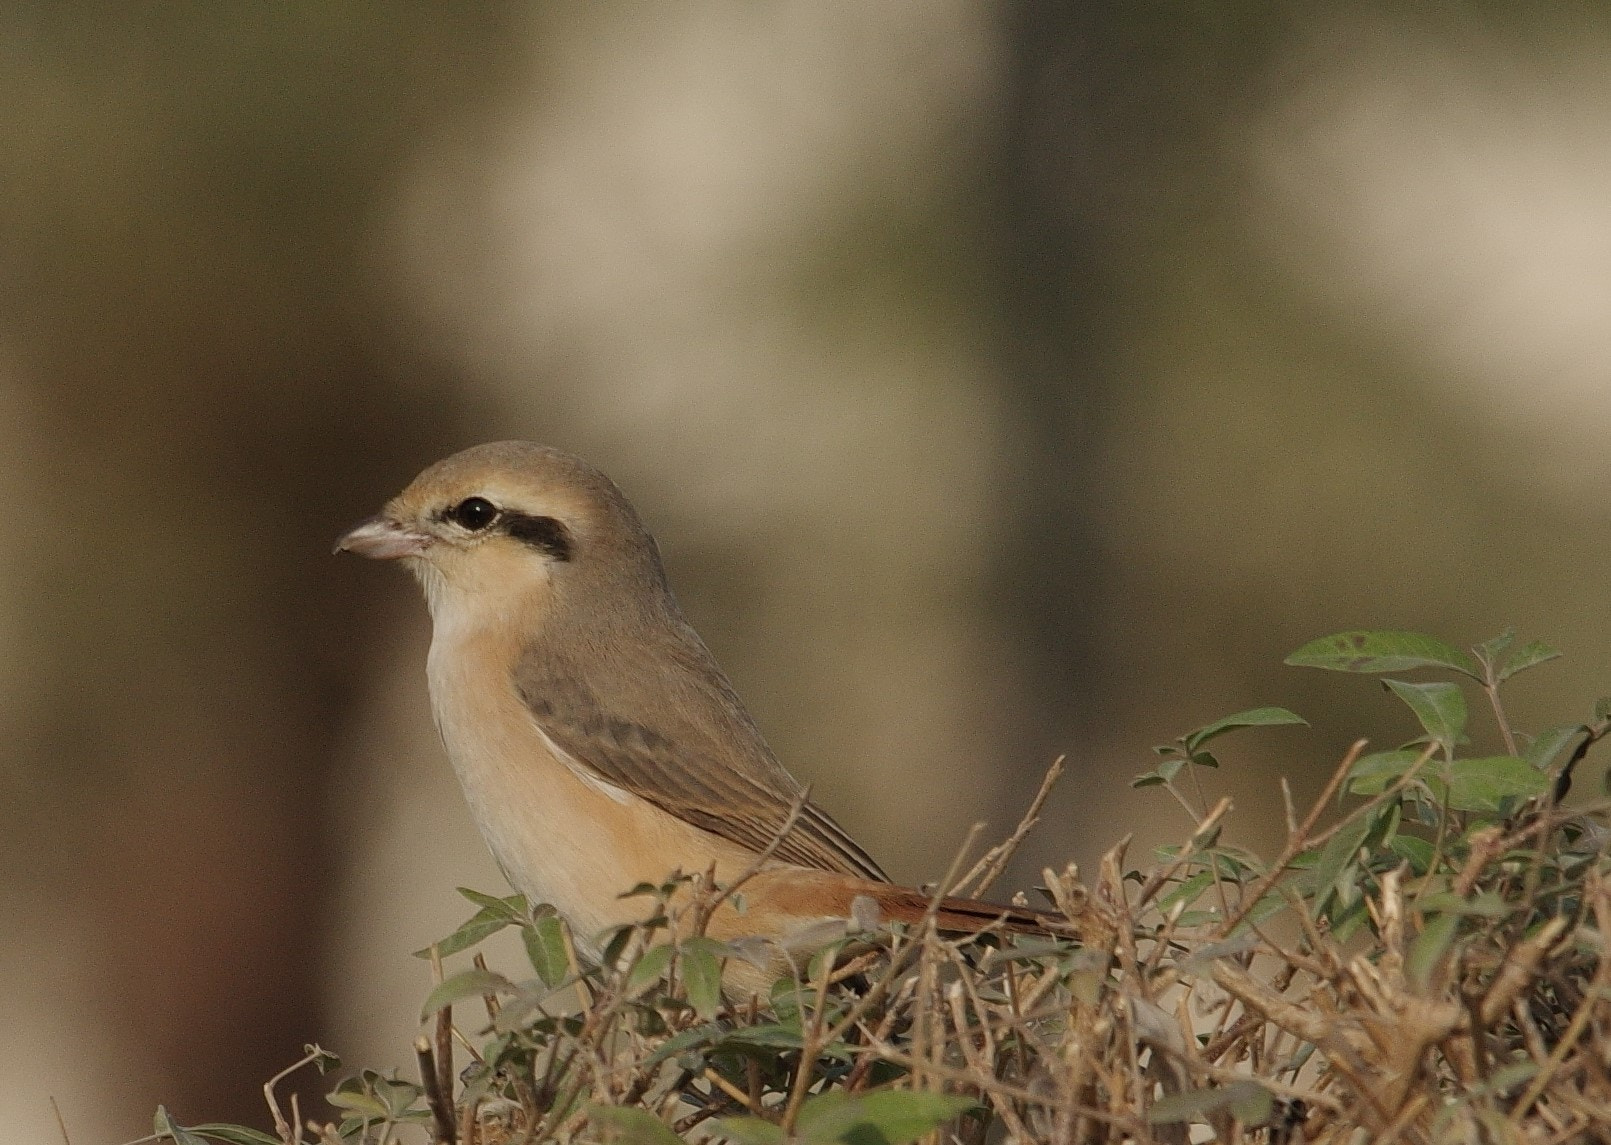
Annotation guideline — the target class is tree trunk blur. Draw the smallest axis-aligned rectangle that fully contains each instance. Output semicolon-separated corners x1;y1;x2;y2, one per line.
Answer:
0;7;526;1132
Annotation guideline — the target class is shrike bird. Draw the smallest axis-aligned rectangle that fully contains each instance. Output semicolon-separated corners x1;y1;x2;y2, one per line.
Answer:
336;442;1062;994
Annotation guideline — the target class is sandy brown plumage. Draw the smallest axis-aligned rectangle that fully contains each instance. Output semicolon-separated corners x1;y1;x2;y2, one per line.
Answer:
337;441;1069;991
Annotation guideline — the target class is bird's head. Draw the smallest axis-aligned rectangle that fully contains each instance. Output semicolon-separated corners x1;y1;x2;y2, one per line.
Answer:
335;441;665;630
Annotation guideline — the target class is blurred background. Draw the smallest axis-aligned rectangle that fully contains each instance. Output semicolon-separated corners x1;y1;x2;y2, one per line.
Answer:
5;4;1611;1141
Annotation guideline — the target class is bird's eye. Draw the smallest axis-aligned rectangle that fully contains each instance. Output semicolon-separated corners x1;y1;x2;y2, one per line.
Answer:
446;496;499;531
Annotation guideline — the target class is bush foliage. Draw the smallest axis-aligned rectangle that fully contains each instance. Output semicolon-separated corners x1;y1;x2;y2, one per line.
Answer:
154;630;1611;1144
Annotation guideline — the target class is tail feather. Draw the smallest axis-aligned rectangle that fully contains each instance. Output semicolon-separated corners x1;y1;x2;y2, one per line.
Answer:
703;867;1076;997
733;867;1074;940
867;884;1072;937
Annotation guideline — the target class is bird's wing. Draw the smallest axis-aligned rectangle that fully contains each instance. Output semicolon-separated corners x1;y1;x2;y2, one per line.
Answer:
513;628;888;882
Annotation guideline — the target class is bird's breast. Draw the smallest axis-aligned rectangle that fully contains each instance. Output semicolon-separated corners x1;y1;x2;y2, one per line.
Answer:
423;620;755;956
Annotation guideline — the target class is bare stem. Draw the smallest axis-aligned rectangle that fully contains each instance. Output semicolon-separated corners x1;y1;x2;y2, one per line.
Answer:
415;1036;457;1145
959;755;1066;897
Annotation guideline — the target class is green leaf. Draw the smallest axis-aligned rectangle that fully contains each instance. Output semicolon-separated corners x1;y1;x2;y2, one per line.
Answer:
1329;894;1371;943
1443;756;1549;813
806;939;853;986
626;943;674;994
415;910;514;959
524;914;570;987
600;924;636;967
719;1023;854;1056
1158;871;1217;916
330;1071;424;1124
1064;947;1113;1003
1199;847;1261;877
1524;725;1582;772
457;887;529;920
1225;887;1290;935
1415;892;1512;918
1286;631;1480;678
712;1117;787;1145
419;967;512;1020
155;1108;210;1145
1372;799;1402;852
714;1009;851;1062
1136;755;1189;788
680;938;725;1021
797;1089;979;1144
1178;933;1261;974
983;937;1075;964
366;1072;426;1118
1347;749;1425;795
1149;1081;1273;1126
185;1127;283;1145
641;1021;725;1067
1382;679;1467;753
1308;814;1371;906
1183;707;1308;752
588;1104;684;1145
769;978;810;1025
304;1043;341;1074
326;1091;391;1119
1222;1081;1276;1126
1486;1060;1540;1094
1475;630;1515;663
792;1091;858;1137
1390;835;1435;874
1408;911;1460;989
1497;639;1561;683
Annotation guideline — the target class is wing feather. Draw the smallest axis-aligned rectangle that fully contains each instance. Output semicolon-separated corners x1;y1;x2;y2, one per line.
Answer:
514;622;887;882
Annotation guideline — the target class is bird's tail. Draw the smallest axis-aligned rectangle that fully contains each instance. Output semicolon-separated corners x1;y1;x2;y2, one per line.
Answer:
727;867;1074;942
862;883;1073;937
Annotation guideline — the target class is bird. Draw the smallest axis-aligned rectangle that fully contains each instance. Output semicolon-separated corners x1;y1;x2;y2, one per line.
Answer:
336;441;1066;995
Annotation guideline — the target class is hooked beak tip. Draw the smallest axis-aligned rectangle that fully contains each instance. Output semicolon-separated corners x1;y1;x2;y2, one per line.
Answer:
334;515;431;560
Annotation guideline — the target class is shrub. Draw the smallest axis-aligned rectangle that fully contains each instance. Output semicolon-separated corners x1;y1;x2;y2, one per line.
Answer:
155;630;1611;1144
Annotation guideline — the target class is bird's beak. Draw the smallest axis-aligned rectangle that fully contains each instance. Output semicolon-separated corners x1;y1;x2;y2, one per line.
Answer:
334;515;432;560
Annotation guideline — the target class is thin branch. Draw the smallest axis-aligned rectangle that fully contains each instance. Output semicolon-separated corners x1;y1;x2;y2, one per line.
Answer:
688;785;814;937
959;755;1066;897
1217;739;1366;937
415;1036;457;1145
49;1099;73;1145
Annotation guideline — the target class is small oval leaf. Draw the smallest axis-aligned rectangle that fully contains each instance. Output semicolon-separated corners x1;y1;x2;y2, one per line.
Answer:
523;913;570;987
154;1108;211;1145
680;939;725;1021
797;1090;979;1145
186;1127;284;1145
1286;631;1480;678
710;1117;787;1145
1149;1081;1273;1126
1382;679;1467;751
587;1104;685;1145
456;887;528;920
1309;814;1371;905
1390;834;1435;873
1415;891;1512;918
414;910;513;959
1523;724;1582;772
1346;749;1425;795
1497;639;1562;683
419;967;512;1020
1183;707;1308;752
625;943;674;994
1445;756;1550;813
1408;910;1460;988
325;1091;392;1119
